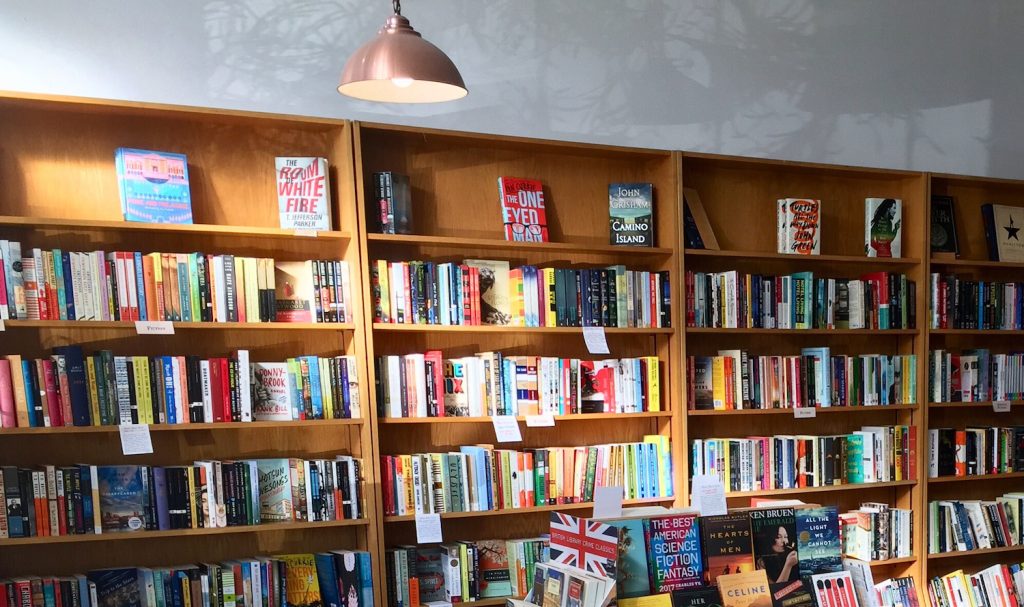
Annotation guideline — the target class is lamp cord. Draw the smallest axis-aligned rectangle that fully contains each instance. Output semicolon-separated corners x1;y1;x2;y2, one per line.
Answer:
393;0;401;15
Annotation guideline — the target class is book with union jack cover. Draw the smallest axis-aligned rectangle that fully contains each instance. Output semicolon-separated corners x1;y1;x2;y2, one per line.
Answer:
549;512;621;578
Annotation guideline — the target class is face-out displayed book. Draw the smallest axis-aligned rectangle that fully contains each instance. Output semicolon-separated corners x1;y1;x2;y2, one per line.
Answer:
715;569;772;607
776;199;820;256
500;177;548;243
982;203;1024;261
115;148;193;224
276;157;332;231
609;183;654;247
864;198;902;258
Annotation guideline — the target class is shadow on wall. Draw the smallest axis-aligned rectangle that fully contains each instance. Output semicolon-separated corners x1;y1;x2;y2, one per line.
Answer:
199;0;1024;177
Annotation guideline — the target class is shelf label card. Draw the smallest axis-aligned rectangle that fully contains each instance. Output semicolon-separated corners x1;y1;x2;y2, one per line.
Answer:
583;326;610;355
525;413;555;427
294;229;318;238
491;416;523;443
794;407;817;419
119;424;154;455
593;486;624;519
415;513;443;544
994;400;1012;413
691;474;728;516
135;321;174;335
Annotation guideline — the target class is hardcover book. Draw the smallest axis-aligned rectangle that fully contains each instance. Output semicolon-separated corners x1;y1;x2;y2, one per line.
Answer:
982;203;1024;262
372;171;413;234
717;569;772;607
609;183;654;247
644;513;704;592
930;195;959;256
701;512;754;587
276;157;332;231
464;259;512;325
776;199;820;256
671;588;724;607
115;148;193;224
768;580;814;607
279;554;322;607
256;459;294;522
87;568;143;607
749;508;799;584
252;362;294;421
477;539;513;598
864;198;902;258
795;507;841;578
616;518;653;598
97;465;147;532
808;572;858;607
274;261;316;322
549;512;620;578
499;177;548;242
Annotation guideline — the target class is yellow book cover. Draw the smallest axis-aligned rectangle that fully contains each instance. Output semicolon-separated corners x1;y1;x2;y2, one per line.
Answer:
132;356;152;425
375;259;391;322
186;468;197;528
85;356;101;426
400;455;415;514
319;358;334;419
279;554;322;607
150;253;165;320
718;569;772;607
643;356;660;411
543;267;556;327
618;594;672;607
712;356;727;410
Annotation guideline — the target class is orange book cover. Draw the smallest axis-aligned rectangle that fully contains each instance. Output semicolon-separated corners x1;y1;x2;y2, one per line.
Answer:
955;430;967;476
524;451;535;506
141;255;158;321
517;452;527;507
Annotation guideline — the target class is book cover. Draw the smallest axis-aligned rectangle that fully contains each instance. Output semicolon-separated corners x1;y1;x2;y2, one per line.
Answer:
749;508;799;584
549;512;620;578
87;568;143;607
716;569;772;607
464;259;511;325
671;588;724;607
982;203;1024;262
930;195;959;255
864;198;902;258
252;362;294;421
692;357;715;410
276;157;332;231
96;466;147;532
371;172;413;234
644;513;704;592
616;517;653;598
768;580;814;607
808;572;858;607
274;261;316;322
542;568;566;607
279;554;322;607
777;199;820;256
442;358;471;416
477;539;513;598
579;360;617;414
499;177;548;242
115;148;192;224
256;459;293;522
795;507;841;579
416;547;447;603
609;183;654;247
701;512;754;586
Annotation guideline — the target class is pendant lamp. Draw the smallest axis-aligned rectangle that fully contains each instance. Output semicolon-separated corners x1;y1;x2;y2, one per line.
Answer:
338;0;467;103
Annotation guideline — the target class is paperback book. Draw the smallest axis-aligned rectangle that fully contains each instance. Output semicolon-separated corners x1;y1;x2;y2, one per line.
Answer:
982;203;1024;262
701;512;754;586
115;148;193;224
749;508;799;584
864;198;901;258
795;507;841;578
776;199;820;256
717;569;772;607
609;183;654;246
276;157;332;230
499;177;548;242
644;513;704;592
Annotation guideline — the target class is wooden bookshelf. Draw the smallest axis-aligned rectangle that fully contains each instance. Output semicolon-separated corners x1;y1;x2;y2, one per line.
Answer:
0;93;381;599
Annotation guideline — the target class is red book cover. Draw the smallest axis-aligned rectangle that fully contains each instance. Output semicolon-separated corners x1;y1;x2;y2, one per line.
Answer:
649;273;658;327
235;258;247;323
381;456;394;515
907;425;918;480
142;254;158;321
955;430;967;476
460;264;472;324
424;350;445;417
219;358;233;421
40;359;63;427
470;267;481;325
210;358;225;422
55;358;73;428
402;263;412;324
499;177;548;242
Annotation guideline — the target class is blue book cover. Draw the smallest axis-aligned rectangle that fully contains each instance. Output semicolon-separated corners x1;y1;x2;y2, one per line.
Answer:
356;551;375;607
304;356;324;419
97;466;147;532
52;248;67;320
644;513;703;592
795;506;841;578
614;518;651;597
460;446;491;510
56;345;91;426
133;252;147;321
61;251;76;320
87;568;143;607
79;465;95;533
115;148;193;224
161;357;176;424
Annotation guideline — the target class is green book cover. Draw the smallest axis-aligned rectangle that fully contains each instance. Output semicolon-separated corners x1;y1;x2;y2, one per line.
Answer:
846;434;864;484
616;518;651;598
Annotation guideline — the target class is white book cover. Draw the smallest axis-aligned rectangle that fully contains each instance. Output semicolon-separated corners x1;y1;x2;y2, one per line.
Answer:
865;198;902;257
779;198;821;255
237;349;252;422
988;204;1024;262
251;362;293;421
200;359;213;422
276;157;332;230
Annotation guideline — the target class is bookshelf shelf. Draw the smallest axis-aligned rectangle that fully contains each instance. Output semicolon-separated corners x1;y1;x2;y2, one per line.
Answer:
927;544;1024;561
379;411;672;424
864;556;918;567
928;257;1024;270
0;418;365;435
722;480;917;499
930;329;1024;335
0;518;369;547
3;320;355;331
383;496;673;523
459;598;517;607
685;249;920;266
928;471;1024;483
0;214;351;241
366;233;674;257
687;404;917;416
685;328;917;336
928;401;1024;409
371;323;673;335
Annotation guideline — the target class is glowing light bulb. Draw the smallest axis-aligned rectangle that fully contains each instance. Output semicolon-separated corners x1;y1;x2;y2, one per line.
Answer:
391;77;414;88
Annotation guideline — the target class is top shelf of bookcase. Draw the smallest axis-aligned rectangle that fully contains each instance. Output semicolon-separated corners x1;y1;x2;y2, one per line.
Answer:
0;215;351;241
366;233;674;257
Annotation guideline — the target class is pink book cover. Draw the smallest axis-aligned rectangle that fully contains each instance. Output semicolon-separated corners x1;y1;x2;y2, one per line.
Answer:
0;359;16;427
499;177;548;242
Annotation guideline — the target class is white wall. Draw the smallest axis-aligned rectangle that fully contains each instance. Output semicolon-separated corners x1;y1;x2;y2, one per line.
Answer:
2;0;1022;178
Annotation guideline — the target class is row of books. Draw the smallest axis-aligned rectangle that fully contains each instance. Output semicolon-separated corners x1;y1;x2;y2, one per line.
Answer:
687;350;917;411
0;241;352;323
380;437;673;516
839;503;914;562
375;352;661;418
685;270;917;330
691;426;918;493
929;274;1024;330
928;426;1024;478
0;348;361;429
0;458;363;539
531;561;614;607
929;563;1024;607
386;537;550;607
928;494;1024;553
928;348;1024;403
371;259;672;328
0;550;373;607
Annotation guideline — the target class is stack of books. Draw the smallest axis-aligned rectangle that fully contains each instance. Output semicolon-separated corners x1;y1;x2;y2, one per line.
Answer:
687;348;916;410
685;270;916;330
692;425;918;492
0;458;364;538
376;351;660;417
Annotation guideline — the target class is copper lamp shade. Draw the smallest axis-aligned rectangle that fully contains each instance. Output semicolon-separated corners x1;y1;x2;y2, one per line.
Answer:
339;13;467;103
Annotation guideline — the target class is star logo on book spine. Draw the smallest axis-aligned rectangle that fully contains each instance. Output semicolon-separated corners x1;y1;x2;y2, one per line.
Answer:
1005;215;1021;240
